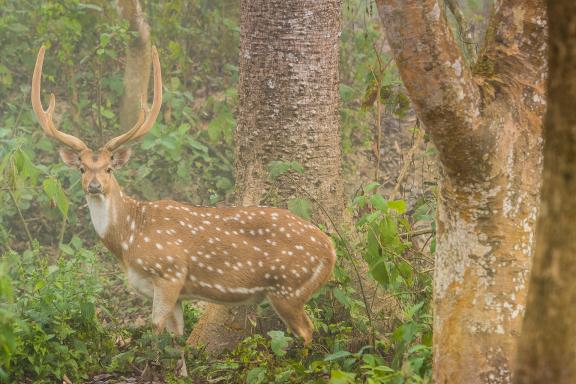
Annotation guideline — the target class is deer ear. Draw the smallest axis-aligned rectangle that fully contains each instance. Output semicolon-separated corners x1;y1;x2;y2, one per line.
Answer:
111;148;131;169
59;149;81;168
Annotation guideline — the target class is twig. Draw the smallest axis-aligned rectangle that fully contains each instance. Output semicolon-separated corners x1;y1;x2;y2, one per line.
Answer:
8;189;34;249
400;227;435;237
390;127;425;201
56;214;68;259
10;94;28;137
370;44;393;183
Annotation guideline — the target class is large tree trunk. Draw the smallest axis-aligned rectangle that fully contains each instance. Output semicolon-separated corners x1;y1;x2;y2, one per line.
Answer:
187;0;342;353
376;0;546;382
514;2;576;383
116;0;151;130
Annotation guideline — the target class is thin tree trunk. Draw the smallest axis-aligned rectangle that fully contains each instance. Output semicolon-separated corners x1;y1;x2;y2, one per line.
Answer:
375;0;546;382
187;0;343;353
515;2;576;382
116;0;151;131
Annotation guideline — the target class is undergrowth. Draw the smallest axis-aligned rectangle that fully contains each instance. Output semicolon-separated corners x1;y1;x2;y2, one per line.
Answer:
0;184;434;383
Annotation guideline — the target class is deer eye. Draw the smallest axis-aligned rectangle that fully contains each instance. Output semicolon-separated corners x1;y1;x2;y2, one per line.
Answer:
106;168;113;174
79;167;86;174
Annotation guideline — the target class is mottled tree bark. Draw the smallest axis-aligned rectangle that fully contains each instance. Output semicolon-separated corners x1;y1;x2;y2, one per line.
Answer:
376;0;546;382
187;0;342;353
116;0;151;130
515;2;576;382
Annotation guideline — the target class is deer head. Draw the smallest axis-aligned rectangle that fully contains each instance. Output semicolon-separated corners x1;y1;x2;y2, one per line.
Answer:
31;46;162;197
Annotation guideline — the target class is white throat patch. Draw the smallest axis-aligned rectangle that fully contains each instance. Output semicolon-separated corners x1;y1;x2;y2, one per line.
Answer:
86;195;113;238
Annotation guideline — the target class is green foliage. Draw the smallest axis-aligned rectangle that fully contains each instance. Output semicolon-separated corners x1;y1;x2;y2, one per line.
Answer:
349;183;434;382
0;263;16;381
267;330;293;357
287;198;312;220
267;160;305;179
1;247;117;383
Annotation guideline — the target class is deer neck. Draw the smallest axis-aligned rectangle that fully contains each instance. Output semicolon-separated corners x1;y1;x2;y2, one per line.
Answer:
85;177;126;239
86;177;141;263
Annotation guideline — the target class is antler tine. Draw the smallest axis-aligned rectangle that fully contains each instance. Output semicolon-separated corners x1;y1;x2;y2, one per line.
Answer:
102;46;163;152
31;46;88;152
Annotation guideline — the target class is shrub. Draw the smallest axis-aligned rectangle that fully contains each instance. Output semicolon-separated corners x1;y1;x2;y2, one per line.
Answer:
2;247;117;383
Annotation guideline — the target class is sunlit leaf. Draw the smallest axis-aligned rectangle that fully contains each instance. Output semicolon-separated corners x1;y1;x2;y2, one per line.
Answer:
287;198;311;220
42;178;69;218
267;330;292;357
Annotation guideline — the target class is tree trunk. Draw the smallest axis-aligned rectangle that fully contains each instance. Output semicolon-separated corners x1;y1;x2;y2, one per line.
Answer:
514;2;576;383
116;0;151;131
187;0;343;353
375;0;546;382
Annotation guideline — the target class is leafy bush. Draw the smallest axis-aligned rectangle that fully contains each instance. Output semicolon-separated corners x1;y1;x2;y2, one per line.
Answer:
1;247;117;383
0;262;16;381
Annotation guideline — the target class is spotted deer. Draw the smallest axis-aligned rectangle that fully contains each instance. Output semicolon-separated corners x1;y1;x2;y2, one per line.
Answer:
32;46;336;358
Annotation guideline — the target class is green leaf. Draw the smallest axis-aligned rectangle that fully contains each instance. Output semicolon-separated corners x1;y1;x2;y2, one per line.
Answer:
380;217;401;250
80;302;95;321
246;367;267;384
387;199;407;214
397;260;414;286
405;301;425;321
352;195;366;209
363;182;380;193
43;178;69;218
170;77;181;91
287;198;311;220
324;350;352;361
207;107;234;142
369;260;389;286
329;369;356;384
59;243;74;256
70;236;83;250
332;287;352;309
369;194;388;211
364;222;380;265
215;177;233;192
78;3;103;11
186;139;208;152
267;160;304;179
267;330;292;357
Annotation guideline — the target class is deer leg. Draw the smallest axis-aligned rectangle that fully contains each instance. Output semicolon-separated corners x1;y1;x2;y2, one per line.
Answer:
152;283;181;332
165;302;188;378
151;282;188;377
267;294;314;345
164;302;184;335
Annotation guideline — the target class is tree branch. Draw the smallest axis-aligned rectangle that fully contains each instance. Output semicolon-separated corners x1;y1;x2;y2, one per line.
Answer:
478;0;546;99
116;0;152;131
375;0;486;182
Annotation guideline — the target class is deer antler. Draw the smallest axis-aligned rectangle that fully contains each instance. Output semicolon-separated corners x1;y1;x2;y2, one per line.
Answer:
102;46;162;152
31;46;89;152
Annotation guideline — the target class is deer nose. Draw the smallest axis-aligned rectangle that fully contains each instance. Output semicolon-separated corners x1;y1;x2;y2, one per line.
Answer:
88;179;102;194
